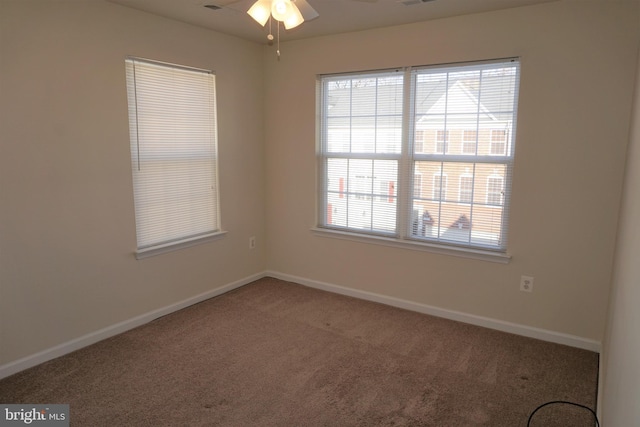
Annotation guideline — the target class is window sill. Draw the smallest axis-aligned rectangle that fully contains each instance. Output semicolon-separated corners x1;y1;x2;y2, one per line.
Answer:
135;231;227;260
310;227;511;264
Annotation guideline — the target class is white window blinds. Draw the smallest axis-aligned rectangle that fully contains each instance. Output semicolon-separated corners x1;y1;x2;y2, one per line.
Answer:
318;59;520;254
320;71;404;235
125;58;221;254
410;60;519;250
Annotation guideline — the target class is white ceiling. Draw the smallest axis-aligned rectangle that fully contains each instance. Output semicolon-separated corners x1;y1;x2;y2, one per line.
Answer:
107;0;557;44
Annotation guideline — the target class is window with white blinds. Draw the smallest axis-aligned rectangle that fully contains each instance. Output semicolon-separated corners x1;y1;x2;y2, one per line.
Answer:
320;71;404;234
318;59;520;254
125;58;222;257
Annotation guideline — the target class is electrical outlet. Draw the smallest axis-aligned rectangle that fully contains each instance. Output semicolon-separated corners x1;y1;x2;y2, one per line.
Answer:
249;236;256;249
520;276;534;292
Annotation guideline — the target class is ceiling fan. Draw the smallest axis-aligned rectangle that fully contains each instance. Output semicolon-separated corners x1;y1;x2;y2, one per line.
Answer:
210;0;433;58
212;0;435;27
213;0;386;31
209;0;324;58
246;0;318;30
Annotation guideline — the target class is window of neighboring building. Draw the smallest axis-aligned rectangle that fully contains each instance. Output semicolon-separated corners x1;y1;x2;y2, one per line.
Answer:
317;58;520;255
436;130;449;154
125;57;223;258
378;180;395;203
413;172;423;199
459;174;473;204
433;173;448;201
462;130;477;154
490;129;508;155
414;130;425;153
487;175;505;206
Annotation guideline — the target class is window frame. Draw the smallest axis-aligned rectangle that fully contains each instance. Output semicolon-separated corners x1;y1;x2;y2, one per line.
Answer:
316;58;519;263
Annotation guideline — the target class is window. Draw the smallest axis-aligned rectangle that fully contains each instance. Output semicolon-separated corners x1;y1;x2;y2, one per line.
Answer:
125;58;222;258
487;175;505;206
490;129;507;155
459;174;473;204
414;130;425;153
378;180;395;203
462;130;477;154
413;172;423;198
318;59;520;255
321;71;403;234
435;130;449;154
432;173;448;201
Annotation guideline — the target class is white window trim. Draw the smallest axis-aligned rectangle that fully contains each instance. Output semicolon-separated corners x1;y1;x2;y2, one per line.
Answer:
311;227;511;264
135;231;227;260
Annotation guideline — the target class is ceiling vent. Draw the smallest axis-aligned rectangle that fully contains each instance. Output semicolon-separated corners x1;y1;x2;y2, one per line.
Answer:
400;0;436;5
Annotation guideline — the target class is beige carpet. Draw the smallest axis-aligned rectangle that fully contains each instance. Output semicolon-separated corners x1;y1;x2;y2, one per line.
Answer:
0;277;599;426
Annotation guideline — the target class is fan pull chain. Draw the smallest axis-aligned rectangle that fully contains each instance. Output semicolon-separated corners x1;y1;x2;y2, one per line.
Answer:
267;15;274;44
277;21;281;60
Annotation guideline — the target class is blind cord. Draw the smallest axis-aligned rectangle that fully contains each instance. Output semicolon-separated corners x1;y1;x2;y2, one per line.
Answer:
527;400;600;427
132;61;141;171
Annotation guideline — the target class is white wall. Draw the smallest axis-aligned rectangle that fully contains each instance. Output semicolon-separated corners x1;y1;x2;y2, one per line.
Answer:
601;38;640;427
0;0;266;366
264;0;640;343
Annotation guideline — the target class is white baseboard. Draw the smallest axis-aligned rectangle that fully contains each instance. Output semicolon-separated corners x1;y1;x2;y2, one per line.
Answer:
1;270;602;380
266;270;602;353
0;272;264;380
597;352;604;420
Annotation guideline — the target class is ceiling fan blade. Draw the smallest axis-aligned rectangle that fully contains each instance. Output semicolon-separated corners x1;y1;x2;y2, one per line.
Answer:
294;0;319;21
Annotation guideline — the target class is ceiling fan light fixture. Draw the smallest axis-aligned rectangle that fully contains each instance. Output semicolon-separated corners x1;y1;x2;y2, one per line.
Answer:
247;0;271;26
270;0;294;22
247;0;315;58
283;4;304;29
